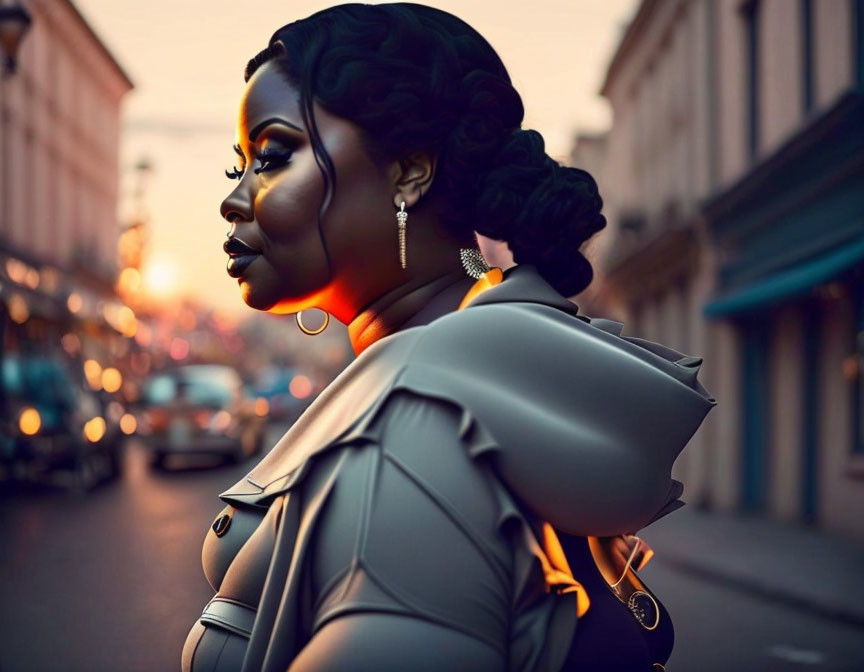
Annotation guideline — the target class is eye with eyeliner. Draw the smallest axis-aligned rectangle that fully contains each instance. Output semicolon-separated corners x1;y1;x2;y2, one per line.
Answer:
225;145;293;180
253;147;294;174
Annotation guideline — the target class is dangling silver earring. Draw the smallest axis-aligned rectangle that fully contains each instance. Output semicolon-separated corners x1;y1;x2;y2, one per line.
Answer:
459;247;490;279
397;201;408;269
295;309;330;335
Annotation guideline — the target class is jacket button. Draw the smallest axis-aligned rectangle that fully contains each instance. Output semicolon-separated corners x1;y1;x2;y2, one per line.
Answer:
212;513;232;537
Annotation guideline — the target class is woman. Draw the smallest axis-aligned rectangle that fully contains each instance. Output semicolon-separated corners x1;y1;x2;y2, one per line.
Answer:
182;4;716;671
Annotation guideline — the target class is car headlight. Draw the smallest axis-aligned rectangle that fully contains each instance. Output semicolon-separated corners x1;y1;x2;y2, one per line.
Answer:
209;410;232;432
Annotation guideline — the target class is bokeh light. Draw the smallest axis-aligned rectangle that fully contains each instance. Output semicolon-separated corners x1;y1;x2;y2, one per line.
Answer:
19;407;41;436
83;417;107;443
102;367;123;393
289;375;313;400
84;359;103;390
120;413;138;435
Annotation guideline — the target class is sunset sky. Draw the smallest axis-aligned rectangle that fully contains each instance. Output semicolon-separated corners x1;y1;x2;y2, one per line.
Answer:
74;0;638;317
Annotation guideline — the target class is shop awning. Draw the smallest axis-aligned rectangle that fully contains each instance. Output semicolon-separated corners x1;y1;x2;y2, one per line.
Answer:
703;236;864;318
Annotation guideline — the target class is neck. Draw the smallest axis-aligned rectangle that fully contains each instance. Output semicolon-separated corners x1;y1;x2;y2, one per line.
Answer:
348;270;475;356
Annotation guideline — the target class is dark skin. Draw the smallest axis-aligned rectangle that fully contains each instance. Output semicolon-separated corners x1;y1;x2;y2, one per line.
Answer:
220;60;479;356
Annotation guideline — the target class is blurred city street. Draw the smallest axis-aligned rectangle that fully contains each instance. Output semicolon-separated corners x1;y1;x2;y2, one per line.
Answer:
0;419;292;672
2;421;863;672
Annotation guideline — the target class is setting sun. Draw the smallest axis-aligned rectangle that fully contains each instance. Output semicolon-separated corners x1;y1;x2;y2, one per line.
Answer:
142;256;179;296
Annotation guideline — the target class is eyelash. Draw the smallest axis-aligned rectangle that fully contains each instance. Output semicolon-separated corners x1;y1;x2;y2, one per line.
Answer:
225;148;294;181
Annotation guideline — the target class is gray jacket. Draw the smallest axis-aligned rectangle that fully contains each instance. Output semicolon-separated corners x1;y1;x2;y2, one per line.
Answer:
209;263;716;672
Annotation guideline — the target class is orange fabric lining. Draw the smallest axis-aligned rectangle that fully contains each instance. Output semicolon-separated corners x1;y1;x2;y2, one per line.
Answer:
457;267;504;311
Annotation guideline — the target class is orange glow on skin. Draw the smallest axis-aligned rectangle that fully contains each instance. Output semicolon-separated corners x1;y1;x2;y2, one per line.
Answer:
258;282;342;318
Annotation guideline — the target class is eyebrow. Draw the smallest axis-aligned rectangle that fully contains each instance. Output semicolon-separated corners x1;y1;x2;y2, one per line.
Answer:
249;117;304;142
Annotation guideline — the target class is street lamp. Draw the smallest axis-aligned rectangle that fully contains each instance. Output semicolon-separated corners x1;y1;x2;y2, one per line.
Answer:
0;1;32;76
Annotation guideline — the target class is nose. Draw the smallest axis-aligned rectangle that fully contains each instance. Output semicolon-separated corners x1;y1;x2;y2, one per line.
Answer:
220;186;253;225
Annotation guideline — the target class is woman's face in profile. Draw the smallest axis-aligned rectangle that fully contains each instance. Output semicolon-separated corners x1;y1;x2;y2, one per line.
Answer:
220;60;398;321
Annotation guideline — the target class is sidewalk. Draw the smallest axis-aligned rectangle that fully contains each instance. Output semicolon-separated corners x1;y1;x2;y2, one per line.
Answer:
638;506;864;627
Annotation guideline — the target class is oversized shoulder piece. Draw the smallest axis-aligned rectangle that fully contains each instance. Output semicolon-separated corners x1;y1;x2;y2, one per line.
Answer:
221;293;715;537
387;300;716;536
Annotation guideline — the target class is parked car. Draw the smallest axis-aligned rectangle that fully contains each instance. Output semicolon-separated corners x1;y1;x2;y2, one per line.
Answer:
136;364;268;468
0;352;123;491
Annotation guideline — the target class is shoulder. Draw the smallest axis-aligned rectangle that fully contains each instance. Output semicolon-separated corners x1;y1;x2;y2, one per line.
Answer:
407;301;591;371
390;301;717;536
406;301;715;417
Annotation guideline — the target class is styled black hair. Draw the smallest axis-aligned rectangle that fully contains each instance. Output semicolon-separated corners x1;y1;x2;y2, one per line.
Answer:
245;2;606;296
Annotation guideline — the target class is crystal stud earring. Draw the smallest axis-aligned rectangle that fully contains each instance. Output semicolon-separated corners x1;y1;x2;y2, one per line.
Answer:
459;247;491;279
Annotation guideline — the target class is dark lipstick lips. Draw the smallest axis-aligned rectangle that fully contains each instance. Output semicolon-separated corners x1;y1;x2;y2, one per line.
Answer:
223;236;261;257
224;236;262;278
226;254;259;278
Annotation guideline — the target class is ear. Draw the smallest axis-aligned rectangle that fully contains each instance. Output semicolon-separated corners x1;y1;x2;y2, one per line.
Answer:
475;231;517;271
388;151;437;210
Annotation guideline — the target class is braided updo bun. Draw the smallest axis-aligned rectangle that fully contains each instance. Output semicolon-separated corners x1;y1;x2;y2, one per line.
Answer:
246;2;607;297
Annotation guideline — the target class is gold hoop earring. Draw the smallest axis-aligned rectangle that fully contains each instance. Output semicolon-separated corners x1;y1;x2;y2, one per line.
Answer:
295;309;330;335
397;200;408;269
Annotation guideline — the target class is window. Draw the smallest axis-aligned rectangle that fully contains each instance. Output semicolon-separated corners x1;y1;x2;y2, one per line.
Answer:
801;0;814;115
855;0;864;88
740;0;761;162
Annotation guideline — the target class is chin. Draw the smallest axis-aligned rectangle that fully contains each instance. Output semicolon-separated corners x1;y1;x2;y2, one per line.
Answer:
239;279;280;312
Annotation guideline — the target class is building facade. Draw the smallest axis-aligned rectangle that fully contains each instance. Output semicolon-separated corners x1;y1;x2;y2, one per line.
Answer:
0;0;133;338
1;0;132;272
577;0;864;540
0;0;138;461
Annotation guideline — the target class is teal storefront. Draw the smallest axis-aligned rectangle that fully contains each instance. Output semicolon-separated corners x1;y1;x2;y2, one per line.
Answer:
701;91;864;521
